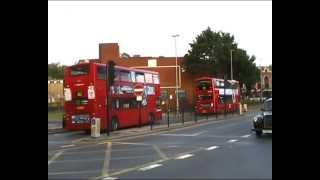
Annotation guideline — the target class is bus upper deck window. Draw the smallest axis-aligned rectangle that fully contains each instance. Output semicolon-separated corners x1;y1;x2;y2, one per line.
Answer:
120;71;131;82
136;73;145;83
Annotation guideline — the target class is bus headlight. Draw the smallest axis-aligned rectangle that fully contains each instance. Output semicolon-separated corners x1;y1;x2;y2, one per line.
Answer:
64;88;72;101
211;103;213;107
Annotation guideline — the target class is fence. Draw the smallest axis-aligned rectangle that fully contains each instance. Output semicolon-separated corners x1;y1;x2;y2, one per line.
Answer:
48;80;64;112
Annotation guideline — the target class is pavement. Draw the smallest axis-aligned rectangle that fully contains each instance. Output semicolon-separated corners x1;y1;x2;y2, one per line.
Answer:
48;108;271;179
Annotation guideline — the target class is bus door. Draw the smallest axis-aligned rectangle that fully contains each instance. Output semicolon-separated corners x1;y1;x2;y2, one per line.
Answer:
213;89;220;113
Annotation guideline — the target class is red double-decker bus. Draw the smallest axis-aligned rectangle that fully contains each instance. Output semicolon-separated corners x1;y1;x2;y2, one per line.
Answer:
63;62;162;131
195;77;240;114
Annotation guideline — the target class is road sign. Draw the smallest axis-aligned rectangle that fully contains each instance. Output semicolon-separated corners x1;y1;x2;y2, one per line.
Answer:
134;84;144;96
136;95;142;101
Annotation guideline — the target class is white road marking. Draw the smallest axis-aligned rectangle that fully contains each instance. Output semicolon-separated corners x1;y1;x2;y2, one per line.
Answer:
103;177;118;180
138;164;162;171
241;134;251;138
153;145;168;160
205;146;219;151
167;145;179;148
48;170;101;175
48;151;64;165
98;141;108;145
227;139;238;143
112;142;151;146
161;130;207;137
101;142;112;178
60;144;75;148
175;154;194;159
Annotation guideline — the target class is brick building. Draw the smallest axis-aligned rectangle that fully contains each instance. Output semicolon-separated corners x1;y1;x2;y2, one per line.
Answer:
259;66;272;89
96;43;204;110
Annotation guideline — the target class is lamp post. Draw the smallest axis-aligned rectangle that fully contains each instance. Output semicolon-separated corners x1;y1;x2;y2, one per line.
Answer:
230;49;234;80
172;34;180;121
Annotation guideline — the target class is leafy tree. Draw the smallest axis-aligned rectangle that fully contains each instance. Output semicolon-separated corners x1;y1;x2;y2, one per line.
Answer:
48;63;65;79
183;27;260;91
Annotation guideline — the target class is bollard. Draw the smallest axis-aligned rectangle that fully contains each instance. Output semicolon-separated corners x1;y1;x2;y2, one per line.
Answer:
167;110;170;128
243;104;248;112
194;109;198;123
239;103;243;115
182;108;184;125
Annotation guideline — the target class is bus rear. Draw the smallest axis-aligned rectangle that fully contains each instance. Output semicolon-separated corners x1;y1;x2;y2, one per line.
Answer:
63;62;99;131
195;78;219;114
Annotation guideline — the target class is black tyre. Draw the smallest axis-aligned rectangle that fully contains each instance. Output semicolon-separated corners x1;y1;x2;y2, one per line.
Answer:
256;130;262;137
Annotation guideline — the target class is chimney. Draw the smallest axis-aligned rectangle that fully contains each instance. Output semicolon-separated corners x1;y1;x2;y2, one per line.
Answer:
99;43;120;61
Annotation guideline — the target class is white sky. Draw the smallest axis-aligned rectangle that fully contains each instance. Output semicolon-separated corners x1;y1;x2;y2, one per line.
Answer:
48;1;272;66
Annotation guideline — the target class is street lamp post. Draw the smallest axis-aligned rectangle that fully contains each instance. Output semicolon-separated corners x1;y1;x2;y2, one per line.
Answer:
172;34;180;121
230;49;234;80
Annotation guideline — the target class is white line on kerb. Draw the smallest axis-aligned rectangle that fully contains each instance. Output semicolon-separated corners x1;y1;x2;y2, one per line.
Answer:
139;164;162;171
227;139;238;143
205;146;219;151
103;176;118;180
175;154;194;159
98;141;108;145
61;144;75;148
241;134;251;138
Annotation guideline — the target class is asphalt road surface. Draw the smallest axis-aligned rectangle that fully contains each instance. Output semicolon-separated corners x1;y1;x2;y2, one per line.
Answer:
48;111;271;180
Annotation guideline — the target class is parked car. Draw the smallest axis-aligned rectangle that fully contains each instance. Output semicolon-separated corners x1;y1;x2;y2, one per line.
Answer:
252;98;272;136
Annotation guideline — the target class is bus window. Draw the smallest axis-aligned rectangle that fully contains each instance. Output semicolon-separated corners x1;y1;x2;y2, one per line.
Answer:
136;73;145;83
112;99;120;110
215;80;224;88
70;65;89;76
219;95;233;104
120;70;131;82
114;70;120;81
145;73;153;83
119;98;138;109
198;95;212;101
97;66;106;80
130;99;138;108
130;71;136;82
198;80;212;90
153;74;160;84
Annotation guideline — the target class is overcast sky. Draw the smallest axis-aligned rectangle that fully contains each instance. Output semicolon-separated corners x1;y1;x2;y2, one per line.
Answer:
48;1;272;66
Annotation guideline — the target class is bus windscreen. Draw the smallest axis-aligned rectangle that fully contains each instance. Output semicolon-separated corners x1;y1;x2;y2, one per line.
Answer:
198;80;212;90
70;65;89;76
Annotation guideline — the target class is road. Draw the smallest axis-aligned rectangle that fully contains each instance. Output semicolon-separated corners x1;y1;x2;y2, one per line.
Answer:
48;111;272;179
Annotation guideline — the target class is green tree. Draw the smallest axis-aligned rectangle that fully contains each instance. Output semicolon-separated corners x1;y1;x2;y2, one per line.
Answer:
48;63;65;79
183;27;260;91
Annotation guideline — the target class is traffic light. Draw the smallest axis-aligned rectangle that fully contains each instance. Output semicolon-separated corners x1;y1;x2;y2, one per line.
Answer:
107;60;116;86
